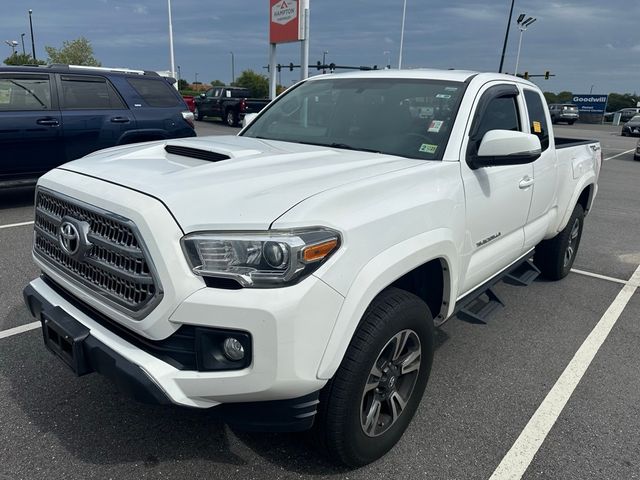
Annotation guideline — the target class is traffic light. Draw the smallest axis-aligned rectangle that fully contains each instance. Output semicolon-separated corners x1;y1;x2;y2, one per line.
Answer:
316;60;322;70
289;62;294;72
544;71;550;80
524;71;529;80
329;62;336;72
277;64;281;72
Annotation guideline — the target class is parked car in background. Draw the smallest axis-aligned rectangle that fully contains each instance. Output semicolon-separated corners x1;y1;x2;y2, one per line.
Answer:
548;103;579;124
635;139;640;161
618;108;640;122
0;65;196;188
194;86;270;126
621;115;640;136
182;95;196;113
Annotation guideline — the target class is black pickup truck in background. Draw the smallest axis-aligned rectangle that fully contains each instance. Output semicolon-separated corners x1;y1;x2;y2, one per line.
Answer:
194;87;270;126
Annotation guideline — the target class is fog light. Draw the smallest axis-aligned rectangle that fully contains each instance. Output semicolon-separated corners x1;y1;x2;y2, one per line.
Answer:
223;337;245;361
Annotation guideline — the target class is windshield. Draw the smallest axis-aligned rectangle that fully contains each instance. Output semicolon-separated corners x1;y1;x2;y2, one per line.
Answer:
241;77;465;160
629;115;640;122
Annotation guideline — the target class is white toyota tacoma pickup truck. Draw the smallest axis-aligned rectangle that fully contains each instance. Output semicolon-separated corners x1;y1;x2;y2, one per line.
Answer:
24;69;601;466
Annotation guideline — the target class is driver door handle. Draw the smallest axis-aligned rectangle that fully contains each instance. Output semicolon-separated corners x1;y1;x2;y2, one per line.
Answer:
519;176;534;189
110;116;130;123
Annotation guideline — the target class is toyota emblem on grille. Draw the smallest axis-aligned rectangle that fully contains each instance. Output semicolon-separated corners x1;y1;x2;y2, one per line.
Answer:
59;221;80;255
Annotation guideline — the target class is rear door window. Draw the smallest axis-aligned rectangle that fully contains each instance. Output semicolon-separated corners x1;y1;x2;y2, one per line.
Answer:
524;89;550;151
0;74;52;110
60;75;125;110
127;78;183;107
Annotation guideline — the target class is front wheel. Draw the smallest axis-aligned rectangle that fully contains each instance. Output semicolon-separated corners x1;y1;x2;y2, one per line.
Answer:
194;106;203;121
313;288;434;467
534;203;584;280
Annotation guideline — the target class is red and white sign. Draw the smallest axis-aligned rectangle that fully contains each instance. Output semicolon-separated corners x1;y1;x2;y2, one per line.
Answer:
270;0;303;44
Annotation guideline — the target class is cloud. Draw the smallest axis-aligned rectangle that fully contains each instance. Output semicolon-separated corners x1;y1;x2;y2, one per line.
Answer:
442;6;501;21
133;4;149;15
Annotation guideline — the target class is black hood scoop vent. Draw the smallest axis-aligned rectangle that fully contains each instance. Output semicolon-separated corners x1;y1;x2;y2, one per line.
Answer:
165;145;231;162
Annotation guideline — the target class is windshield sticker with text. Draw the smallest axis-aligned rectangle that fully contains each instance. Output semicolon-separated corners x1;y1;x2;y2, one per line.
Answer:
419;143;438;154
428;120;443;133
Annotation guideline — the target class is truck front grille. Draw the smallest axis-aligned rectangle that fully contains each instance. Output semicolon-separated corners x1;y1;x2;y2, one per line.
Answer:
33;188;162;318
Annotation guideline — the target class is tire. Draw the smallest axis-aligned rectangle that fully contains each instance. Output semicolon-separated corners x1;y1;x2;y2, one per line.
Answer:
194;106;203;121
225;109;237;127
534;203;584;280
621;129;627;137
313;287;434;467
569;120;576;125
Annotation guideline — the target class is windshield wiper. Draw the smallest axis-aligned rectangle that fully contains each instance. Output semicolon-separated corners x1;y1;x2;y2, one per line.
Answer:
328;143;382;154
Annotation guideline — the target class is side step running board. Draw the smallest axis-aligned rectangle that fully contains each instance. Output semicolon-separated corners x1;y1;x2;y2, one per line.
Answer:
503;259;540;287
453;254;537;325
457;287;504;325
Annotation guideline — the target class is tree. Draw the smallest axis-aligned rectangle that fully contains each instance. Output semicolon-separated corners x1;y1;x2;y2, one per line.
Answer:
233;69;269;98
45;37;101;66
177;78;189;90
210;79;225;87
3;53;45;66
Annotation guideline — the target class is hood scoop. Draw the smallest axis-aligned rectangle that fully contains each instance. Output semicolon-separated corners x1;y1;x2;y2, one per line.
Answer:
165;144;230;162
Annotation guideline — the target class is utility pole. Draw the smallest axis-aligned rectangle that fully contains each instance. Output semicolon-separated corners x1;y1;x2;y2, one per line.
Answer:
28;9;36;61
498;0;515;73
398;0;407;68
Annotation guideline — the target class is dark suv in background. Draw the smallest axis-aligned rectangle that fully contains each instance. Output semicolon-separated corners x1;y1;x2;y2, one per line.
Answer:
548;104;579;124
0;65;196;187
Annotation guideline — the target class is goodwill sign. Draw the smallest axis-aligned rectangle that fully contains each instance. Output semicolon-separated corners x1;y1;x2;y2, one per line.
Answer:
571;94;609;114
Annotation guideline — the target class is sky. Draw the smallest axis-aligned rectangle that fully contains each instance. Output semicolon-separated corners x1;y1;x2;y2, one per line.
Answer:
1;0;638;94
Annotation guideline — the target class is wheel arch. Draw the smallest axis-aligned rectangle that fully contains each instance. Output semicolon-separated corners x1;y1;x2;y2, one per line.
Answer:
316;229;458;380
558;177;596;232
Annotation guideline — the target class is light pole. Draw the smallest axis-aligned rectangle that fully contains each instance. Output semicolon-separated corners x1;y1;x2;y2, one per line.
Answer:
589;85;594;94
229;51;235;84
322;50;328;73
167;0;176;81
498;0;515;73
28;9;36;61
177;65;181;82
398;0;407;68
4;40;18;56
383;50;391;69
20;34;25;55
514;14;536;77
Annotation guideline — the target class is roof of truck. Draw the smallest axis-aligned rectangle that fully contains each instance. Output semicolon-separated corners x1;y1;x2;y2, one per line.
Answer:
305;68;536;87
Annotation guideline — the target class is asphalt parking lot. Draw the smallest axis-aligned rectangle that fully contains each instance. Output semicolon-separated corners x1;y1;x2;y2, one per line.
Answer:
0;122;638;479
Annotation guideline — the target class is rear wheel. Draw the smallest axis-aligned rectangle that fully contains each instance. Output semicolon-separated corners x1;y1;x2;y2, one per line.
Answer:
534;203;584;280
225;109;237;127
313;288;434;467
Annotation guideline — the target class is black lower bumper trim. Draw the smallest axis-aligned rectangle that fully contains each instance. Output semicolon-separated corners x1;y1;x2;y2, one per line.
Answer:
25;283;171;405
23;282;321;431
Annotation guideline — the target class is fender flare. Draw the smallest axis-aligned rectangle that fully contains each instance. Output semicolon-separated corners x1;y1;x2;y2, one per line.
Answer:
316;228;459;380
558;174;596;232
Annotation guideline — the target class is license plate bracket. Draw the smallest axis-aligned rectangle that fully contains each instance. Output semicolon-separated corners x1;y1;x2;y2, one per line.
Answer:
41;306;93;376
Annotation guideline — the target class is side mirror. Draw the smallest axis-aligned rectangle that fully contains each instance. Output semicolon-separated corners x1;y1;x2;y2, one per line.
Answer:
242;113;258;128
470;130;541;169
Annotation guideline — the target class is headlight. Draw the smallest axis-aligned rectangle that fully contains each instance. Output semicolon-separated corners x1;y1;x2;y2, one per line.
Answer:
181;228;340;288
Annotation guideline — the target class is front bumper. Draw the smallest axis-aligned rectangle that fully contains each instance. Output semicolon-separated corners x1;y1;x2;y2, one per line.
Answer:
24;273;343;420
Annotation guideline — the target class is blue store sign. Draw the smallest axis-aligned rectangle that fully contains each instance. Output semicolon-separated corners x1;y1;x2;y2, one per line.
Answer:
571;94;608;114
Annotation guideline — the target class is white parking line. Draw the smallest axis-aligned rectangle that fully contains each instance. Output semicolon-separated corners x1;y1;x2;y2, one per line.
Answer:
0;321;40;340
603;149;635;161
570;268;629;286
0;220;34;230
489;263;640;480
